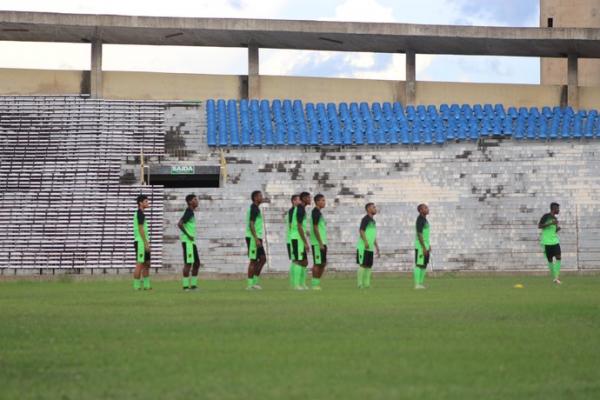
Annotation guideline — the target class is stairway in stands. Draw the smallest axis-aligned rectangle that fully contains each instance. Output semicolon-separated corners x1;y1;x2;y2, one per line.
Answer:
0;96;165;271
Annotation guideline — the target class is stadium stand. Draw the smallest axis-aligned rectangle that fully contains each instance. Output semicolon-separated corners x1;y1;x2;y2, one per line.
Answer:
0;96;165;270
206;99;600;147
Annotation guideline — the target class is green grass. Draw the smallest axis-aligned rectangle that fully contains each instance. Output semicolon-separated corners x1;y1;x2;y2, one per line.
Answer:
1;275;600;400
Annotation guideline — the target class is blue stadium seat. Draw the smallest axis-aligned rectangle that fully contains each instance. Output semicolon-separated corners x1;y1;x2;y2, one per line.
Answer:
217;99;228;146
538;119;548;140
434;123;446;144
372;103;383;121
585;110;597;138
416;105;427;121
260;100;274;145
227;100;240;146
494;104;506;119
502;118;513;136
382;102;393;121
206;100;217;146
406;105;416;121
389;122;399;144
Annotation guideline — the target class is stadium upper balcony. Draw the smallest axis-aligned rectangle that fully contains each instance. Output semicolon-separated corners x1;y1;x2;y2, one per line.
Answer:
206;99;600;147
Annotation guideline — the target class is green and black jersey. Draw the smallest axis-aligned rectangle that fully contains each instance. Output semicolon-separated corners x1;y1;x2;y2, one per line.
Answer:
179;207;196;243
310;208;327;246
539;213;559;245
357;215;376;251
133;209;149;242
245;204;264;239
415;215;430;250
289;205;307;240
286;207;295;244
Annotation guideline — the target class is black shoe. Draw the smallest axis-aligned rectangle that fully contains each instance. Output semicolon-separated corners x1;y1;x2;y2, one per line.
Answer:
190;286;199;291
183;287;190;291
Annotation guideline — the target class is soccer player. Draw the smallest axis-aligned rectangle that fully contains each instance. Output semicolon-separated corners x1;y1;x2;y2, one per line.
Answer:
356;202;380;289
245;190;266;290
290;191;311;290
286;194;301;288
538;202;562;284
178;193;200;291
310;194;328;290
133;194;152;291
414;204;431;289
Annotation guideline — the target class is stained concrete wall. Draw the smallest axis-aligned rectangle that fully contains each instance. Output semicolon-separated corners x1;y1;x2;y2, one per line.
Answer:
141;103;600;274
0;68;592;109
541;0;600;87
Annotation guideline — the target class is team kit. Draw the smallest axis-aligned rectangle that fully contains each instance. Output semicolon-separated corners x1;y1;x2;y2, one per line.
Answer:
131;193;563;291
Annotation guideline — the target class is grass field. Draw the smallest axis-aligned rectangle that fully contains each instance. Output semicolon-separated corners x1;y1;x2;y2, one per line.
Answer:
1;275;599;400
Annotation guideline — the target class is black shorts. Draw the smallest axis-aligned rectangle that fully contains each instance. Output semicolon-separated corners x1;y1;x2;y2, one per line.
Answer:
134;241;151;264
356;249;374;268
182;242;200;266
544;244;561;262
246;237;266;261
291;239;307;262
312;245;327;265
415;248;430;268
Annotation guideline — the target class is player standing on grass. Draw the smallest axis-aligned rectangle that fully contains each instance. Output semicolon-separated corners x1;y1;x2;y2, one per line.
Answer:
290;192;311;290
133;194;152;291
414;204;431;289
538;202;562;284
245;190;266;290
178;194;200;291
286;194;301;288
310;194;328;290
356;202;380;289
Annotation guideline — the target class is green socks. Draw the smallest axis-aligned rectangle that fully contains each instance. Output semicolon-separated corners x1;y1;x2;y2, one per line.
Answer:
292;264;306;288
547;261;559;279
133;279;141;290
413;267;420;287
247;278;254;288
553;260;561;279
420;268;426;285
253;276;260;286
182;277;190;288
364;268;372;288
289;263;294;288
357;267;366;288
312;277;321;288
143;277;151;290
191;276;199;287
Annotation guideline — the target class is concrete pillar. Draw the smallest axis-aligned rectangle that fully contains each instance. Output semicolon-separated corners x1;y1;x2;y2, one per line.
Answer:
91;39;103;99
247;44;260;99
405;50;416;104
567;54;578;109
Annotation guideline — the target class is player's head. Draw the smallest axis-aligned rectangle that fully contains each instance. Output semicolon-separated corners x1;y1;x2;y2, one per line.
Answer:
186;193;198;209
365;202;376;215
251;190;263;204
550;202;560;215
300;191;311;206
291;194;301;206
417;203;429;216
137;194;149;209
314;194;325;208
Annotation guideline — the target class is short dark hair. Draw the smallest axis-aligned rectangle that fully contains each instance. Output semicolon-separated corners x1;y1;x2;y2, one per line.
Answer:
291;194;300;202
251;190;262;201
185;194;197;204
300;191;311;200
136;194;148;205
314;194;324;202
365;202;374;211
417;203;426;212
550;202;560;209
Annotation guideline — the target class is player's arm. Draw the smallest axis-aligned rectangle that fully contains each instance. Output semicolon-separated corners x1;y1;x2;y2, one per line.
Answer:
298;222;310;254
249;206;262;247
313;210;324;249
138;222;150;251
360;229;370;250
374;239;380;258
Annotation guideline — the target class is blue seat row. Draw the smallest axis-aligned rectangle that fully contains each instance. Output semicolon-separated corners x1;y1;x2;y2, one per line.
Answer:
206;99;600;147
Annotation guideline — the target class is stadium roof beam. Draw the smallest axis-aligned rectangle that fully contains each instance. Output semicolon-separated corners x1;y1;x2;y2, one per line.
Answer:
1;11;598;103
